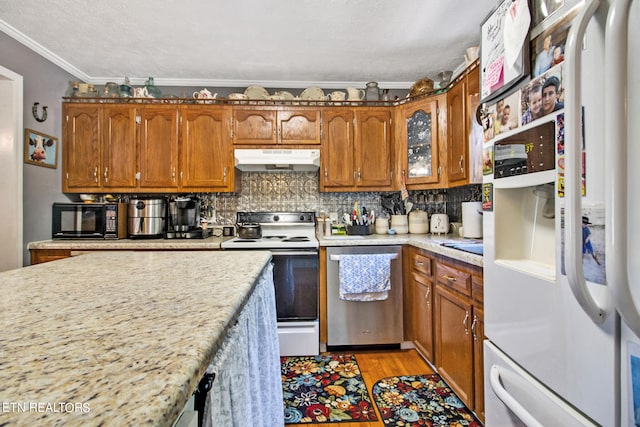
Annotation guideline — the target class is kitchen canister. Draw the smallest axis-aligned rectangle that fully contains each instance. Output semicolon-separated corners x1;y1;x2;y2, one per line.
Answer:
390;215;409;234
462;201;483;238
375;217;389;234
408;209;429;234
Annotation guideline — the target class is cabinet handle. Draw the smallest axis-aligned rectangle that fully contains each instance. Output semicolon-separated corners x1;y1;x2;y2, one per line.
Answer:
357;168;361;180
424;287;430;306
229;118;234;139
104;167;108;183
180;171;183;182
93;167;98;183
471;314;478;341
415;261;424;267
324;168;328;179
277;127;281;141
172;168;176;182
459;155;464;172
463;311;470;335
223;167;227;182
443;275;457;282
438;165;442;176
320;118;324;140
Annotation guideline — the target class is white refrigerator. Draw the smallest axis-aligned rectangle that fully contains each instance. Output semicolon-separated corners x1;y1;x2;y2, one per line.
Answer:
482;0;640;425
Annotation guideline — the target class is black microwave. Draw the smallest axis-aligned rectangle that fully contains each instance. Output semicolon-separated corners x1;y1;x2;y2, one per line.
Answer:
52;202;127;239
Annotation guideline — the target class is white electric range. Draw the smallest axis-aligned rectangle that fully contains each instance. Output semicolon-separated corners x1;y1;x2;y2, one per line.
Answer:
221;212;319;356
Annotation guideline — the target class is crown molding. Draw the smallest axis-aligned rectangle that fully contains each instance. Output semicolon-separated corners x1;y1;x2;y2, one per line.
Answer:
0;20;90;81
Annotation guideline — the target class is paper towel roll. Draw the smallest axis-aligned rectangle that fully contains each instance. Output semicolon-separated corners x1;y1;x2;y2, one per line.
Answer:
462;201;483;238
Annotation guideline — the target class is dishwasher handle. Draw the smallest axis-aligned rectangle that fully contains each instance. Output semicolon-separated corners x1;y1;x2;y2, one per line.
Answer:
329;253;398;261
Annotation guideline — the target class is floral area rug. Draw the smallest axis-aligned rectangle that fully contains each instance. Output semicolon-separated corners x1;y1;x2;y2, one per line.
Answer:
372;374;482;426
281;353;378;424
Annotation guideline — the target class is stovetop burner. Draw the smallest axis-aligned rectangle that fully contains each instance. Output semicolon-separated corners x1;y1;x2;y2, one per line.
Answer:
282;236;310;242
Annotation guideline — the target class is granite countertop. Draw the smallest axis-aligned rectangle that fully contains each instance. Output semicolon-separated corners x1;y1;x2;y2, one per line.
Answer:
0;250;272;426
318;233;483;267
28;235;228;250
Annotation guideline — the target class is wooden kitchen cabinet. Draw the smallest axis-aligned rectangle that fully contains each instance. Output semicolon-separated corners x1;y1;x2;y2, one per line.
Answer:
101;105;138;188
321;108;355;187
179;105;235;191
408;248;435;362
446;77;468;185
435;283;474;406
321;107;394;191
445;64;480;187
398;95;444;188
232;106;321;146
433;256;484;420
63;104;101;191
62;102;237;193
137;106;179;189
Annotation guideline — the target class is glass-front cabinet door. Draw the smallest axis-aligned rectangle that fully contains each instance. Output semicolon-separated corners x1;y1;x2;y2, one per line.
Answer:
402;97;441;186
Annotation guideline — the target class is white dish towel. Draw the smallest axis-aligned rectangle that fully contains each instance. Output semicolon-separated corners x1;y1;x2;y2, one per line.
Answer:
338;254;395;301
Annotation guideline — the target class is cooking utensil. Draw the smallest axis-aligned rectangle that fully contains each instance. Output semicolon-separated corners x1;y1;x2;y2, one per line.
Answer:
236;222;262;239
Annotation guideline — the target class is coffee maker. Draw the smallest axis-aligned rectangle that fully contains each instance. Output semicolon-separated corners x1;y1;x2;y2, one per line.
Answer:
165;196;211;239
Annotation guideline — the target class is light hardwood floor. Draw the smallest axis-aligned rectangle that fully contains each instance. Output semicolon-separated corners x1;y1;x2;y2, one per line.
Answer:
291;349;435;427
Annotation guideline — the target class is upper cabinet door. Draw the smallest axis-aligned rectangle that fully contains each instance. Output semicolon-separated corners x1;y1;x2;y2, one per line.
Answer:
403;99;440;186
447;78;468;184
180;106;232;190
321;109;356;188
138;106;179;189
232;108;277;145
101;105;137;188
355;108;393;188
63;104;101;191
277;109;321;145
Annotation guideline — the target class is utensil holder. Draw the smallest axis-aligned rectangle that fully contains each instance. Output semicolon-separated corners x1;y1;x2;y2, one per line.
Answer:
346;225;374;235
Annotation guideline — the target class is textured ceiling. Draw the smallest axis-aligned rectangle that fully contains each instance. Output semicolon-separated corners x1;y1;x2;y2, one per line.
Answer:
0;0;497;88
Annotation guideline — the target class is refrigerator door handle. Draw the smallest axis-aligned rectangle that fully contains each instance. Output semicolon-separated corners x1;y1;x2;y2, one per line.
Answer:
564;0;608;324
605;0;640;334
489;365;545;427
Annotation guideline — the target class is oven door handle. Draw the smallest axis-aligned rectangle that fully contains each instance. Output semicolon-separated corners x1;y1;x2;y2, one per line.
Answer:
269;250;319;256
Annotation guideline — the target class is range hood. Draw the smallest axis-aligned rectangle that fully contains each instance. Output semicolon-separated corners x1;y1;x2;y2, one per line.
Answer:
234;149;320;172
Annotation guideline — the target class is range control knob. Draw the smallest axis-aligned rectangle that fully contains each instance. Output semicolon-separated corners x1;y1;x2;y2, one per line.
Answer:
273;215;280;222
300;214;306;221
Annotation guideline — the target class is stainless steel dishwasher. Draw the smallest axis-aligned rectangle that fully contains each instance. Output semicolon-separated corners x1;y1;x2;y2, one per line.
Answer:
326;245;403;346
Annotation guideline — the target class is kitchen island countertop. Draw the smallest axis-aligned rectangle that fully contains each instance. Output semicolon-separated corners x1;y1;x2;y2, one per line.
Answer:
0;250;272;426
28;235;229;250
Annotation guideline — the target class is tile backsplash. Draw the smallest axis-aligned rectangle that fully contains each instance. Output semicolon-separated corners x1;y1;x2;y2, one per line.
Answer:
199;172;481;225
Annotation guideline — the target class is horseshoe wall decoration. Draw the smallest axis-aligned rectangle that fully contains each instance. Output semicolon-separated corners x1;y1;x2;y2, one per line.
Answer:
32;102;48;122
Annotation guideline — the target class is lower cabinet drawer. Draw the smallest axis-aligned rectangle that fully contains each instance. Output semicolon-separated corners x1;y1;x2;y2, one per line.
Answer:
436;262;471;296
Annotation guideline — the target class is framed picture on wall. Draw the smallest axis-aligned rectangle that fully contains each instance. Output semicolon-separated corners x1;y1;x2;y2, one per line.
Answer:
480;0;532;102
24;128;58;169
